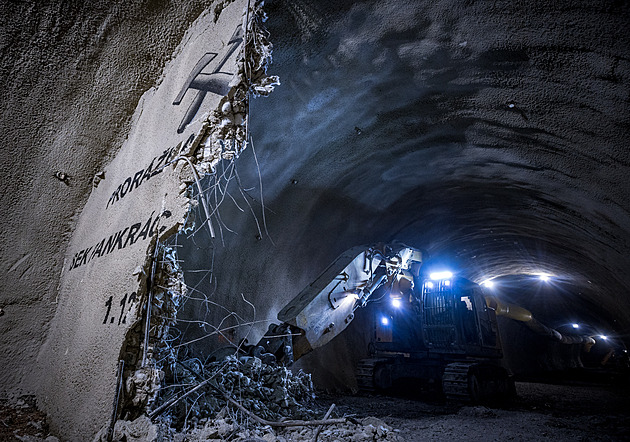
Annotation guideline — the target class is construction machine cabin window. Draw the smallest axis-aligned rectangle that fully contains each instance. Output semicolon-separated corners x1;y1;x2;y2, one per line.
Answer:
458;294;478;344
422;280;457;348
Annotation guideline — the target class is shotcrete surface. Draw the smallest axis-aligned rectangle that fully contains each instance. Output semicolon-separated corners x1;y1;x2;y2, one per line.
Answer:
177;0;630;389
0;0;220;398
0;0;629;438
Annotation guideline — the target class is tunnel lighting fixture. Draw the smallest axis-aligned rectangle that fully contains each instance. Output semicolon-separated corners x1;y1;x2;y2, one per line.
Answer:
572;323;579;329
425;281;434;289
392;298;402;308
429;271;453;281
482;280;494;289
381;316;390;326
444;280;451;287
538;273;551;282
599;335;608;340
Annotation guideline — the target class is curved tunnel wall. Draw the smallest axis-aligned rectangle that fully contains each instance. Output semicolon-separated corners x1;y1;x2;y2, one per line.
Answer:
0;0;628;430
176;0;630;387
0;0;223;398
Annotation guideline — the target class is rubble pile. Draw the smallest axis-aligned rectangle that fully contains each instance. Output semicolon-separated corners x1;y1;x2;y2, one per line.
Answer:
97;411;403;442
99;412;402;441
98;403;402;442
96;336;405;441
183;414;403;441
145;355;404;441
157;355;316;430
276;416;403;442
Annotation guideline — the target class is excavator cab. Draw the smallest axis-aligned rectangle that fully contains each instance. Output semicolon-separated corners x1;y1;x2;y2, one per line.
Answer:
420;276;501;357
363;274;509;399
372;275;501;358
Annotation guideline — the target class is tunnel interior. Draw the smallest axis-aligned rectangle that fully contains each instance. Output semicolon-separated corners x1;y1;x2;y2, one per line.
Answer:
167;0;630;391
2;0;630;440
1;0;629;439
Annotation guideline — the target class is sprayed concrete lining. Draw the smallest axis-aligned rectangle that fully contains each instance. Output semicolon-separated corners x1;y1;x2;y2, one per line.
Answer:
1;0;629;439
35;2;250;438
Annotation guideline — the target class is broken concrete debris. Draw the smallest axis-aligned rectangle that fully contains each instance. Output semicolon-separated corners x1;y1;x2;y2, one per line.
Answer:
95;411;402;441
101;345;404;441
35;0;279;437
157;355;316;429
177;0;280;177
95;353;403;441
184;414;402;441
168;0;280;242
98;2;282;433
88;2;394;440
117;242;186;419
126;367;163;410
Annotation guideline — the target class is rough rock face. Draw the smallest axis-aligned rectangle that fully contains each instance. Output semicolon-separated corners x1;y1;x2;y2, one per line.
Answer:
0;0;219;398
174;0;630;388
1;0;630;438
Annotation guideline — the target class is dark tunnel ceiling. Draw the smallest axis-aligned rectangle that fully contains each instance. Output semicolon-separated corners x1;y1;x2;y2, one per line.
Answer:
195;0;630;339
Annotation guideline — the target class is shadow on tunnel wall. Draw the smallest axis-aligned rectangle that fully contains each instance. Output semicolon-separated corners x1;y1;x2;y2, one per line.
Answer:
163;0;630;392
171;174;394;369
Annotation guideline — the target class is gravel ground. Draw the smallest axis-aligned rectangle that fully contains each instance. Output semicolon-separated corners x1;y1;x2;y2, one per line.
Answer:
3;381;629;440
318;381;630;441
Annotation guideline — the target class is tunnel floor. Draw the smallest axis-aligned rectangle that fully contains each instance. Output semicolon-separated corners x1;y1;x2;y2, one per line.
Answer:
315;381;630;441
2;380;629;440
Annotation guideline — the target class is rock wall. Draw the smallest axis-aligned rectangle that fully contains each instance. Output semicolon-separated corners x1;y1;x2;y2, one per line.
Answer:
176;0;630;390
1;0;629;438
0;0;256;439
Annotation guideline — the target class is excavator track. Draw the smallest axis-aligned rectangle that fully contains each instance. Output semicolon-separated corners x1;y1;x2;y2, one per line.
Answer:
356;358;389;392
443;361;515;404
442;362;475;402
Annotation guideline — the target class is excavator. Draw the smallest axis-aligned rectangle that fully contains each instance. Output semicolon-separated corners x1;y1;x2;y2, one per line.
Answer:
251;242;594;403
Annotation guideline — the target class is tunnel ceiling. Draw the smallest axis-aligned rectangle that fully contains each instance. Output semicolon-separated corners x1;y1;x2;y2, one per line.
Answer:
210;0;630;337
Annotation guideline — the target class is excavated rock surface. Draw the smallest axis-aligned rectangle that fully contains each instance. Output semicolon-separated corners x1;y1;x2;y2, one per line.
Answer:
1;0;630;437
176;0;630;389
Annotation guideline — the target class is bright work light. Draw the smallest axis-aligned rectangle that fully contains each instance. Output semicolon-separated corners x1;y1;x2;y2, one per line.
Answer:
429;271;453;280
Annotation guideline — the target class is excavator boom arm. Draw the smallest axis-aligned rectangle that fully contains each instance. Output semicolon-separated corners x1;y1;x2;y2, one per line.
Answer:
268;243;423;361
